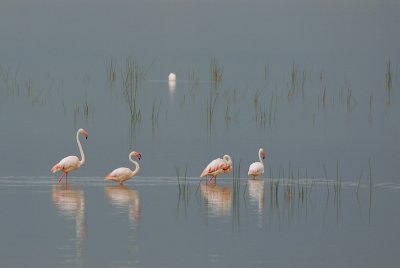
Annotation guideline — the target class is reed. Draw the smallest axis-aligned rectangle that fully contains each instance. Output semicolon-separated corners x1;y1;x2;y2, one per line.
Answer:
176;164;189;217
385;59;392;92
210;57;222;86
356;171;363;196
122;59;145;129
176;164;189;194
206;92;218;131
232;160;241;229
188;69;200;88
151;98;162;128
106;57;117;83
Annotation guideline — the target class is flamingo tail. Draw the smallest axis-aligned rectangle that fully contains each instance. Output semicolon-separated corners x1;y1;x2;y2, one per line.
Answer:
104;174;115;180
200;168;209;178
51;164;62;173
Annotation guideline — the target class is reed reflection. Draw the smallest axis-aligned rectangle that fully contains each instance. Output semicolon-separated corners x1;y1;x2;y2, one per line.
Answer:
51;185;86;262
200;183;232;217
104;185;140;226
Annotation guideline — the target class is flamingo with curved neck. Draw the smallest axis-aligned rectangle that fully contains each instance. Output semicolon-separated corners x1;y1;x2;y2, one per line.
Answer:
248;148;266;178
51;128;89;186
105;151;142;185
200;154;233;184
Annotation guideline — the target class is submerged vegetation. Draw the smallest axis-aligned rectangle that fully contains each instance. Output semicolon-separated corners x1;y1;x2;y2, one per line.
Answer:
0;58;398;182
174;157;376;229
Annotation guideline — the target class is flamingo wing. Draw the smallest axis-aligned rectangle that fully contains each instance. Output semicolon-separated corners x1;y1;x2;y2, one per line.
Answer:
51;156;80;173
248;162;264;176
200;158;227;177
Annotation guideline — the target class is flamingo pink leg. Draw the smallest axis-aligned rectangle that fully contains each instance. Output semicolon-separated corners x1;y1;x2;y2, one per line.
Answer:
208;176;216;184
58;173;66;183
65;173;68;187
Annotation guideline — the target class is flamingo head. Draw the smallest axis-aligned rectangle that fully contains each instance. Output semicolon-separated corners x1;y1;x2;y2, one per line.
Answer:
79;128;89;139
133;151;142;160
260;149;266;159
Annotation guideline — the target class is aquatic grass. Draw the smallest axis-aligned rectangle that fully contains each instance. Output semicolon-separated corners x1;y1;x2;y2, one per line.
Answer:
188;68;200;89
72;100;94;128
368;158;373;224
206;91;218;131
176;164;190;218
176;164;189;194
151;98;162;129
368;94;373;123
232;160;242;230
385;59;392;92
264;64;269;83
106;57;117;83
122;58;145;134
323;164;330;195
288;63;307;101
0;64;21;96
356;171;363;197
210;57;223;86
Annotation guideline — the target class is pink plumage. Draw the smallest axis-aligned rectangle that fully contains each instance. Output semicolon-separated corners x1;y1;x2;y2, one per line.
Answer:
248;162;264;177
52;156;81;173
105;151;141;185
51;128;88;186
248;148;266;178
200;154;232;183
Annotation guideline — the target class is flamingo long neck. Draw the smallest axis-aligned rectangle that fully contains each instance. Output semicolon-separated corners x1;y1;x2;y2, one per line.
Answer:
258;149;264;164
77;131;85;166
129;153;140;177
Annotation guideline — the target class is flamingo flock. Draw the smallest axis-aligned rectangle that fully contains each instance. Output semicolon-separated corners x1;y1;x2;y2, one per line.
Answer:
51;128;267;186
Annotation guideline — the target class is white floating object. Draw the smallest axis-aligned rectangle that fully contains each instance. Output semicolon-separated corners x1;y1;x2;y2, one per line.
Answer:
168;73;176;81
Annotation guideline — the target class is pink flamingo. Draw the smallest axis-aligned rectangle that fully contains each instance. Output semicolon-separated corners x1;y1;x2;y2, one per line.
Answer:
51;128;88;186
105;151;142;185
200;154;232;183
248;148;266;178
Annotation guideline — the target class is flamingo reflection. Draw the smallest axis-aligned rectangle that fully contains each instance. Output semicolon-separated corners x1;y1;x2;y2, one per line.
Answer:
51;185;86;259
104;185;140;225
248;179;265;218
200;183;232;217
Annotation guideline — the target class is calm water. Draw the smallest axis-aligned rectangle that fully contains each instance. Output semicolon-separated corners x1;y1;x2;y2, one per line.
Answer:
0;177;399;267
1;0;400;267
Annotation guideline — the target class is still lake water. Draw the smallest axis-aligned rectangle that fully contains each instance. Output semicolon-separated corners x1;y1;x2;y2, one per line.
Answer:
1;0;400;267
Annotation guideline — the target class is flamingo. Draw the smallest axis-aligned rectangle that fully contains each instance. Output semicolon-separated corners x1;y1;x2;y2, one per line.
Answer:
248;148;266;178
200;154;232;183
104;151;142;185
51;128;88;186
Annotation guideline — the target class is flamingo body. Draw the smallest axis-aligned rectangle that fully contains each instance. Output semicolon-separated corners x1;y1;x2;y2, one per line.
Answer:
51;128;88;185
200;154;232;183
51;156;81;173
105;151;141;185
248;148;266;178
105;167;135;184
248;162;264;177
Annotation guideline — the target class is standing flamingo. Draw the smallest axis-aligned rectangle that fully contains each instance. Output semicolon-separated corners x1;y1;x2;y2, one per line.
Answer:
51;128;88;186
105;151;142;185
248;148;266;178
200;154;232;183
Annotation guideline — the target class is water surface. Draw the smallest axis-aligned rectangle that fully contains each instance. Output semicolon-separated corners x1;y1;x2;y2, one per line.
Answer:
0;0;399;267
